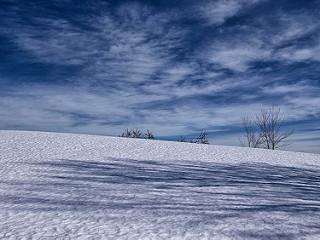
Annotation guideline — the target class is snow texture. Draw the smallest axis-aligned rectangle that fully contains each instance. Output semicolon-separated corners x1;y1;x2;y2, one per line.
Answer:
0;130;320;240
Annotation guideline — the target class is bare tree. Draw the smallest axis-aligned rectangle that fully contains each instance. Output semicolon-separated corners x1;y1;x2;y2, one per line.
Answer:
195;130;209;144
132;129;143;138
256;106;293;150
241;116;262;148
176;130;209;144
120;128;132;138
144;130;155;139
119;129;155;139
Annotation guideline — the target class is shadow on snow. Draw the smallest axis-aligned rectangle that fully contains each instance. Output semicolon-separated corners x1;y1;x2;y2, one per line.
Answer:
1;158;320;239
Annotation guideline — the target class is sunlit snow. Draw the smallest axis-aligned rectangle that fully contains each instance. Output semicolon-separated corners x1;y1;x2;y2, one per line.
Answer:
0;131;320;239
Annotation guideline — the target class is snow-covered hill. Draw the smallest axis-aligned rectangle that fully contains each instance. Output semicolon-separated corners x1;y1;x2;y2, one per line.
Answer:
0;130;320;239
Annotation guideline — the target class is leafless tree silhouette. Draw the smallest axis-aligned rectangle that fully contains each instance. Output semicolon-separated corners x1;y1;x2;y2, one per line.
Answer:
256;106;293;150
120;128;132;138
131;129;143;138
176;130;209;144
120;129;155;139
241;116;262;148
241;106;293;150
144;130;155;139
195;130;209;144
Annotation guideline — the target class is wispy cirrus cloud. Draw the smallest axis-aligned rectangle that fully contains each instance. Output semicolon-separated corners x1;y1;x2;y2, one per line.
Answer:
203;39;271;72
0;0;319;153
201;10;320;72
261;82;319;95
196;0;262;25
276;45;320;62
10;5;187;87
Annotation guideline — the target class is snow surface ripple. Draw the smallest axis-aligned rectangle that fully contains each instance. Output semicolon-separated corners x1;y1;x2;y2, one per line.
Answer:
0;130;320;240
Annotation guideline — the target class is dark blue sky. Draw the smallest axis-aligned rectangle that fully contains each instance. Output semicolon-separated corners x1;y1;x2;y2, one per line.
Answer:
0;0;319;153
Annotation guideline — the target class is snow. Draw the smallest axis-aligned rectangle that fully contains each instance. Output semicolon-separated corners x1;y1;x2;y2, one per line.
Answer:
0;130;320;240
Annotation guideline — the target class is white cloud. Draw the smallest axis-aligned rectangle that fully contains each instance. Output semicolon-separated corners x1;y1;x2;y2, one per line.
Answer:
261;82;319;95
271;13;319;45
201;11;320;72
11;3;187;86
276;45;320;62
197;0;262;25
204;40;271;72
1;1;319;153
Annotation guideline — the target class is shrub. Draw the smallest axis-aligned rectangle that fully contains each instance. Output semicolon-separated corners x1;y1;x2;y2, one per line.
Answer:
178;130;209;144
119;129;155;140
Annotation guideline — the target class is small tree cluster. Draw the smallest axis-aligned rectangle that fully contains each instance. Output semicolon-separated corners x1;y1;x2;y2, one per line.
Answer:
120;129;155;139
241;106;293;150
178;130;209;144
241;117;262;148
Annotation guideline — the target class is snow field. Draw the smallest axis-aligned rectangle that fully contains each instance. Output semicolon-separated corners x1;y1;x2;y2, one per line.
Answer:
0;130;320;239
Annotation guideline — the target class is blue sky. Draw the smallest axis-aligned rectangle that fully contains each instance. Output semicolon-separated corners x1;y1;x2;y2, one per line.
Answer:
0;0;319;153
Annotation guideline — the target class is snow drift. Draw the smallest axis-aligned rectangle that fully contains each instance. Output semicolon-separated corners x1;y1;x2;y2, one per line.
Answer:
0;130;320;239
